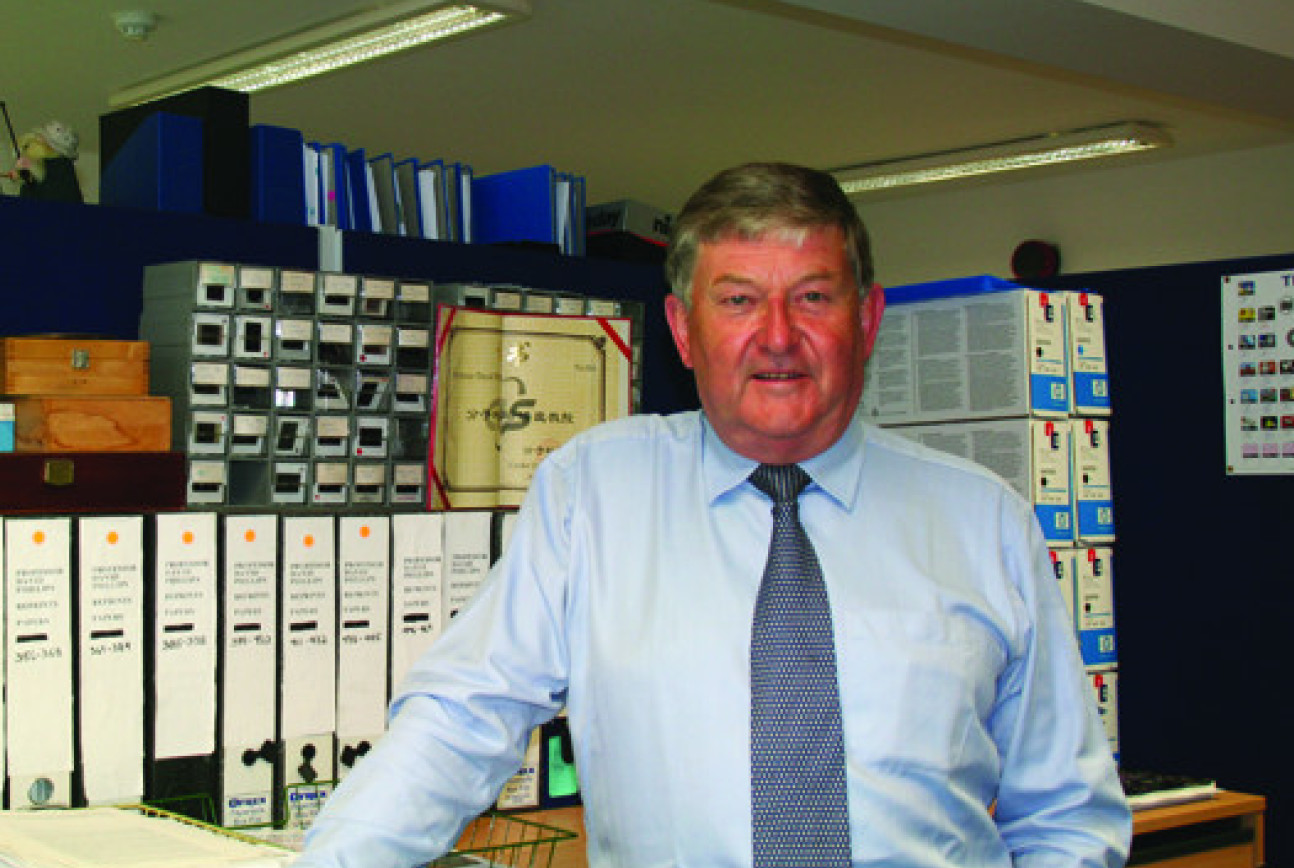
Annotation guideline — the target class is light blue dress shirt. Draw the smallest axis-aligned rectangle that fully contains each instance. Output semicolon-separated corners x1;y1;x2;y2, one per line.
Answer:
299;411;1131;867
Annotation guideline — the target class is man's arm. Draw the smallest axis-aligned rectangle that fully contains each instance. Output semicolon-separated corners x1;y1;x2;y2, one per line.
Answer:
296;466;573;867
989;495;1132;867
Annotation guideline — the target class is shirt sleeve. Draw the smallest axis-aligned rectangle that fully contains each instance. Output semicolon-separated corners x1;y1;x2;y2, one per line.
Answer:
295;459;574;868
988;492;1132;867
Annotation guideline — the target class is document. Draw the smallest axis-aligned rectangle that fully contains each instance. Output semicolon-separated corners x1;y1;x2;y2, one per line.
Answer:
390;513;444;690
442;511;493;623
335;516;391;780
4;517;74;808
431;307;633;508
278;516;337;829
149;512;219;817
218;515;278;829
77;515;146;806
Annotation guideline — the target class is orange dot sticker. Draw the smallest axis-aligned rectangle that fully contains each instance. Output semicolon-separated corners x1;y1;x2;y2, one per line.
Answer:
304;534;315;548
360;525;371;539
32;530;46;545
107;531;120;545
245;530;257;543
182;531;195;545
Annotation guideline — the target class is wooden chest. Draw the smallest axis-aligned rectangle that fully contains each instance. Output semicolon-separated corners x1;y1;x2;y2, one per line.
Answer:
0;337;150;396
0;451;186;513
11;396;171;452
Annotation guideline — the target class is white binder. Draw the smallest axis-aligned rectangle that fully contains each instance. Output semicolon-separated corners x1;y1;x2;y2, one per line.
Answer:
77;515;146;806
3;517;74;808
218;514;279;828
278;515;337;829
336;516;391;780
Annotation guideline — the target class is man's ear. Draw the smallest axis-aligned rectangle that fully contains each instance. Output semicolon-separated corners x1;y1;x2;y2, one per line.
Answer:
859;284;886;361
665;294;694;370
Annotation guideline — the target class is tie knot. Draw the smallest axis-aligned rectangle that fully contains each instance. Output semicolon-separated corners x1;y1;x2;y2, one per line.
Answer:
749;463;811;504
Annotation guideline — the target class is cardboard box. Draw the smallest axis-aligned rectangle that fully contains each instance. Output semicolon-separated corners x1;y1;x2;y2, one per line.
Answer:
12;396;172;452
1066;290;1111;415
1075;546;1117;669
1;337;150;396
861;276;1069;424
895;417;1074;544
1071;418;1115;543
1088;667;1119;762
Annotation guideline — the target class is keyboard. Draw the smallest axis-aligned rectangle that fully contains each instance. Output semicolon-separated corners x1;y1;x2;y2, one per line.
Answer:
1119;768;1218;810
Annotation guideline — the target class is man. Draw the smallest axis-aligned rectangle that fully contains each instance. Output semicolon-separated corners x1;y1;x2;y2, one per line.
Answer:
297;162;1131;866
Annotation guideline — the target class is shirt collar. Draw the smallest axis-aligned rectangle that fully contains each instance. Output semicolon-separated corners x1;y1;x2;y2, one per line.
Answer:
699;413;866;508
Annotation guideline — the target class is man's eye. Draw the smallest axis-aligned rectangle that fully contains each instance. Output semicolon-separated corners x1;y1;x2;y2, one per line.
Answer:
721;294;752;307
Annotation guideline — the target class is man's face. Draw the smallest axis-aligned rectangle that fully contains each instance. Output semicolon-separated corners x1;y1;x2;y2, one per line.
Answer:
665;226;885;465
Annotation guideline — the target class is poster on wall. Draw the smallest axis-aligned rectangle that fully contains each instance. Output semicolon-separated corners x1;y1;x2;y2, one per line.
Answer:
1221;268;1294;474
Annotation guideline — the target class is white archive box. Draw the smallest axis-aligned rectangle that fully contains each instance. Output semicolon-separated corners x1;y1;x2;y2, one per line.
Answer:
861;276;1070;424
1066;290;1111;415
1088;667;1120;762
1048;546;1078;639
1075;546;1117;670
894;417;1074;545
1071;418;1115;543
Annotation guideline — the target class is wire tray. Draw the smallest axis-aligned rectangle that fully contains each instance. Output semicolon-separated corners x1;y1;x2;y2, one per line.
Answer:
429;811;579;867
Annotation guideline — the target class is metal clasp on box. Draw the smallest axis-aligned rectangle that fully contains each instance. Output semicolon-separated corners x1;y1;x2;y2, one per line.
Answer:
71;349;91;370
43;458;75;486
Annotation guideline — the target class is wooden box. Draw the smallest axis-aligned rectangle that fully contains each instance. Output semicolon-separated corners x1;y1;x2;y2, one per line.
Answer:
0;451;186;513
0;337;150;396
12;396;171;452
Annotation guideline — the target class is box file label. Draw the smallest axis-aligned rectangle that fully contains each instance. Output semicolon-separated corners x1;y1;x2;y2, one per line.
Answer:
78;515;146;806
390;513;444;689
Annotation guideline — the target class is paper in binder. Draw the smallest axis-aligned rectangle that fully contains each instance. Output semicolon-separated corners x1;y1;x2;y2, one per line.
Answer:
76;515;146;806
277;516;337;829
336;516;391;780
147;512;219;818
390;513;444;690
443;511;493;623
218;514;278;829
4;517;74;809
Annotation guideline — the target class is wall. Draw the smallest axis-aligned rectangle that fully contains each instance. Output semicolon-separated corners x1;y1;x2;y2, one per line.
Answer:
864;140;1294;287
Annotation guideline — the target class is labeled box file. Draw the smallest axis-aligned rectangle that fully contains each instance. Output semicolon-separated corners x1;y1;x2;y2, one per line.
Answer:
274;367;313;412
274;318;314;362
352;462;387;505
313;416;351;458
1088;667;1119;761
188;410;229;455
218;514;278;828
311;461;350;505
355;324;394;366
317;273;358;318
272;416;310;457
187;460;227;505
317;322;355;366
229;414;269;456
142;261;237;309
358;277;395;319
277;269;317;316
4;517;75;809
236;265;275;311
394;281;432;321
230;365;273;411
233;315;273;361
271;462;309;505
353;416;389;459
278;516;337;828
336;516;391;779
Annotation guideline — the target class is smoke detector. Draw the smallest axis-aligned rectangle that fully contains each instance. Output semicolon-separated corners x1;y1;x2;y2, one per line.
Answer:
113;10;157;40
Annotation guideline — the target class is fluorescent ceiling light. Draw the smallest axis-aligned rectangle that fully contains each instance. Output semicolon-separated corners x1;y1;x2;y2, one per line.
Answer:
832;122;1172;195
109;1;530;108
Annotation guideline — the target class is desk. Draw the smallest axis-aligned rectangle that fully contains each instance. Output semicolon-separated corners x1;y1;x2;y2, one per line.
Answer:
1131;791;1266;867
516;791;1268;868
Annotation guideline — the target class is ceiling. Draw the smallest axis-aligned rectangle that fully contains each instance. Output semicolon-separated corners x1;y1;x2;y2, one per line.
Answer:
5;0;1294;212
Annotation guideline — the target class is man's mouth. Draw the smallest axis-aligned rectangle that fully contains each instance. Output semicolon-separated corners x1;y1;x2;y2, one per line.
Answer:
753;371;804;381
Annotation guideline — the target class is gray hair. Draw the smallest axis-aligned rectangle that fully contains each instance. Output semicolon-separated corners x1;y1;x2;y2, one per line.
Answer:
664;162;874;307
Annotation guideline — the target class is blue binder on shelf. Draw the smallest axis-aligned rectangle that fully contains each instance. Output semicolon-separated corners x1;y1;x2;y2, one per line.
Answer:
99;111;203;214
473;164;558;249
416;159;448;241
394;157;423;238
345;147;375;233
312;142;351;230
249;124;306;226
368;152;402;235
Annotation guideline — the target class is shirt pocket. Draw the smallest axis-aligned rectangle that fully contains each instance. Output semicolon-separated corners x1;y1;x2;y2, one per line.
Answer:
836;610;1007;776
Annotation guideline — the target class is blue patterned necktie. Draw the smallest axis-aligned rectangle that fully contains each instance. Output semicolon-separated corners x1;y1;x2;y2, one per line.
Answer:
749;463;851;867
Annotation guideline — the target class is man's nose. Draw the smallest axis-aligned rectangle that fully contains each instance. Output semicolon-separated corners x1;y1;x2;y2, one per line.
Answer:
759;298;795;350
